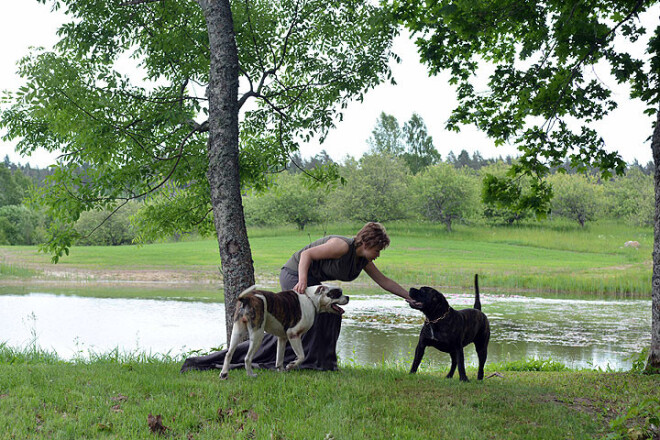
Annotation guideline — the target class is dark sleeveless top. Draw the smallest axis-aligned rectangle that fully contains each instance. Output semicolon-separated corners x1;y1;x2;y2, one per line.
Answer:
282;235;369;282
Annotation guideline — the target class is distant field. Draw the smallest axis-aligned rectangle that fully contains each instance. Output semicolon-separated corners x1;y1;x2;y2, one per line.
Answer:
0;220;653;296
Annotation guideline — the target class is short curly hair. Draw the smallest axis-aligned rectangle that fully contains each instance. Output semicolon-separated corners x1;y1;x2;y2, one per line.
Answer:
354;222;390;250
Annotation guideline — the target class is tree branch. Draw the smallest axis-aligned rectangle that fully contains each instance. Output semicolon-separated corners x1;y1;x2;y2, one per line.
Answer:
82;199;131;240
542;0;647;129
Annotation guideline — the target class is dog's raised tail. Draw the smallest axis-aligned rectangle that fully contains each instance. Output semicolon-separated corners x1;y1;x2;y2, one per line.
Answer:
474;274;481;310
238;285;258;300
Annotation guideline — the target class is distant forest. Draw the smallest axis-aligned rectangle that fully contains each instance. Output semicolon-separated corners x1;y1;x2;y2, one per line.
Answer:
1;139;654;248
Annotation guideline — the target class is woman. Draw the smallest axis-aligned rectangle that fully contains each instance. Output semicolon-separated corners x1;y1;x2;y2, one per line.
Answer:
180;222;413;372
282;222;414;302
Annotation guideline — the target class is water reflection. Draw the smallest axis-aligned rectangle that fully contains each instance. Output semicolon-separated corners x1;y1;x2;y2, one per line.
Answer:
0;294;224;358
340;294;651;371
0;292;651;371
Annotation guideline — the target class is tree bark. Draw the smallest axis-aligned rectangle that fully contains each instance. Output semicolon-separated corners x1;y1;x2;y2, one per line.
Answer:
198;0;255;340
648;106;660;373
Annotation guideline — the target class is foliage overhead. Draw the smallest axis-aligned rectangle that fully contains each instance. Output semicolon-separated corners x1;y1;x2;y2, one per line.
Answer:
0;0;397;261
394;0;659;209
479;162;548;224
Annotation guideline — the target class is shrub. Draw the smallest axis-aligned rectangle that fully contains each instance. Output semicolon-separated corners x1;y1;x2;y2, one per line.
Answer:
330;154;410;223
603;169;654;226
548;173;602;227
0;205;43;245
74;202;139;245
411;163;480;231
244;173;327;230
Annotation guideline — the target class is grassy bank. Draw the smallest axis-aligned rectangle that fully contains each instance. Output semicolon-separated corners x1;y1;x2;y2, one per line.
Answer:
0;220;652;297
0;285;223;302
1;348;658;439
0;263;36;278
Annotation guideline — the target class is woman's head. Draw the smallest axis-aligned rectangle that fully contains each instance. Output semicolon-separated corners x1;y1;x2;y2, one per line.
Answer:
355;222;390;251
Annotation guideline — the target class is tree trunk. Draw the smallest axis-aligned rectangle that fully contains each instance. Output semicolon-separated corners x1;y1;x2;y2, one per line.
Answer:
198;0;255;340
648;106;660;373
443;216;452;232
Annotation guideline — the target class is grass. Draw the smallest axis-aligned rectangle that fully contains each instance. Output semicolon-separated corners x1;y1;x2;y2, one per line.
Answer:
1;219;651;297
0;263;36;278
0;346;658;439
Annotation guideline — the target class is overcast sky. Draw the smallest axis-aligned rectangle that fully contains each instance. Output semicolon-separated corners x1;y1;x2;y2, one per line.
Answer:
1;2;657;169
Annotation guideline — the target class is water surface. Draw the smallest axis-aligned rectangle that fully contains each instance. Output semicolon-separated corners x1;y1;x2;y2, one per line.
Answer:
0;291;651;371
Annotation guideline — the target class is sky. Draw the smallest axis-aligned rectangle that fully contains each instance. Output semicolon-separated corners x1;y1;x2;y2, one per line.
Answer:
0;2;657;169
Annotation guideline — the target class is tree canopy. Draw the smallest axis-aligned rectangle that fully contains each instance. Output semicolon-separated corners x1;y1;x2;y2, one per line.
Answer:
395;0;657;179
1;0;398;335
368;111;441;173
2;0;396;253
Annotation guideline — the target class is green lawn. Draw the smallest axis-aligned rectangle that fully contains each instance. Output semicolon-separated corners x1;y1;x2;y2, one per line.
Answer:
0;220;653;296
0;350;658;439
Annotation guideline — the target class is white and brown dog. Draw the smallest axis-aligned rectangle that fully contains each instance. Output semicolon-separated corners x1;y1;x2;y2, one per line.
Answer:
220;284;349;379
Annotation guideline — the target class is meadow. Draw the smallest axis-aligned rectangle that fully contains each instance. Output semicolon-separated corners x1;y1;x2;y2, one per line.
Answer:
0;220;653;297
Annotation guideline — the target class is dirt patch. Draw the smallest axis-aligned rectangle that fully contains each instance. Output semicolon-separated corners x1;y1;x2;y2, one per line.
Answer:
540;394;616;421
0;247;376;290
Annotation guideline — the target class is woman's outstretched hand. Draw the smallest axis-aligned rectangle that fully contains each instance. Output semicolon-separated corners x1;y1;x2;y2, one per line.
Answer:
406;297;423;309
293;280;307;294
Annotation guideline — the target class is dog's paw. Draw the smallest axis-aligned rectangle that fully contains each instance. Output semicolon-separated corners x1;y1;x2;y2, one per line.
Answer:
247;371;258;378
285;363;298;371
219;372;229;380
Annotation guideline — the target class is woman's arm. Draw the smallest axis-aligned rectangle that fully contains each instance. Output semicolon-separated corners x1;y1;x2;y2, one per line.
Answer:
293;238;349;293
363;262;415;302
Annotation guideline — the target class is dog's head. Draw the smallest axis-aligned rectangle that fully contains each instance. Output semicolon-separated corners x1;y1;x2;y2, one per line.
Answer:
409;286;449;318
306;285;349;315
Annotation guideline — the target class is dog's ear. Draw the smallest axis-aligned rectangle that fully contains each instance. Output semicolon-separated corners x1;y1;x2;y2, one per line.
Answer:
433;289;450;311
313;285;325;295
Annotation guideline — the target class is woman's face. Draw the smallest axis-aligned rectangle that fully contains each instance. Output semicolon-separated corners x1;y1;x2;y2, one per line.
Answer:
361;245;381;262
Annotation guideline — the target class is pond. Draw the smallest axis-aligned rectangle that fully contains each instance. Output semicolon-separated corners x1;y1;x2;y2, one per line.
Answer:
0;291;651;371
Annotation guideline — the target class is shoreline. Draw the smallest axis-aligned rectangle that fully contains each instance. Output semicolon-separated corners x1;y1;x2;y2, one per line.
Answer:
0;246;649;298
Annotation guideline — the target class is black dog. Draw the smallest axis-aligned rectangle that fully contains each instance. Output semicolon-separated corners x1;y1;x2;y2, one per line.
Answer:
409;274;490;381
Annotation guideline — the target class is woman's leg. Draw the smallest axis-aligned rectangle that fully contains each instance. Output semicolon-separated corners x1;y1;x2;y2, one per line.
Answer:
279;268;299;291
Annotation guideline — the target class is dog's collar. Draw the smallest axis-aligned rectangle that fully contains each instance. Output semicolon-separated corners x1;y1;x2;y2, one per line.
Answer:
425;309;450;324
303;291;320;314
425;309;450;341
